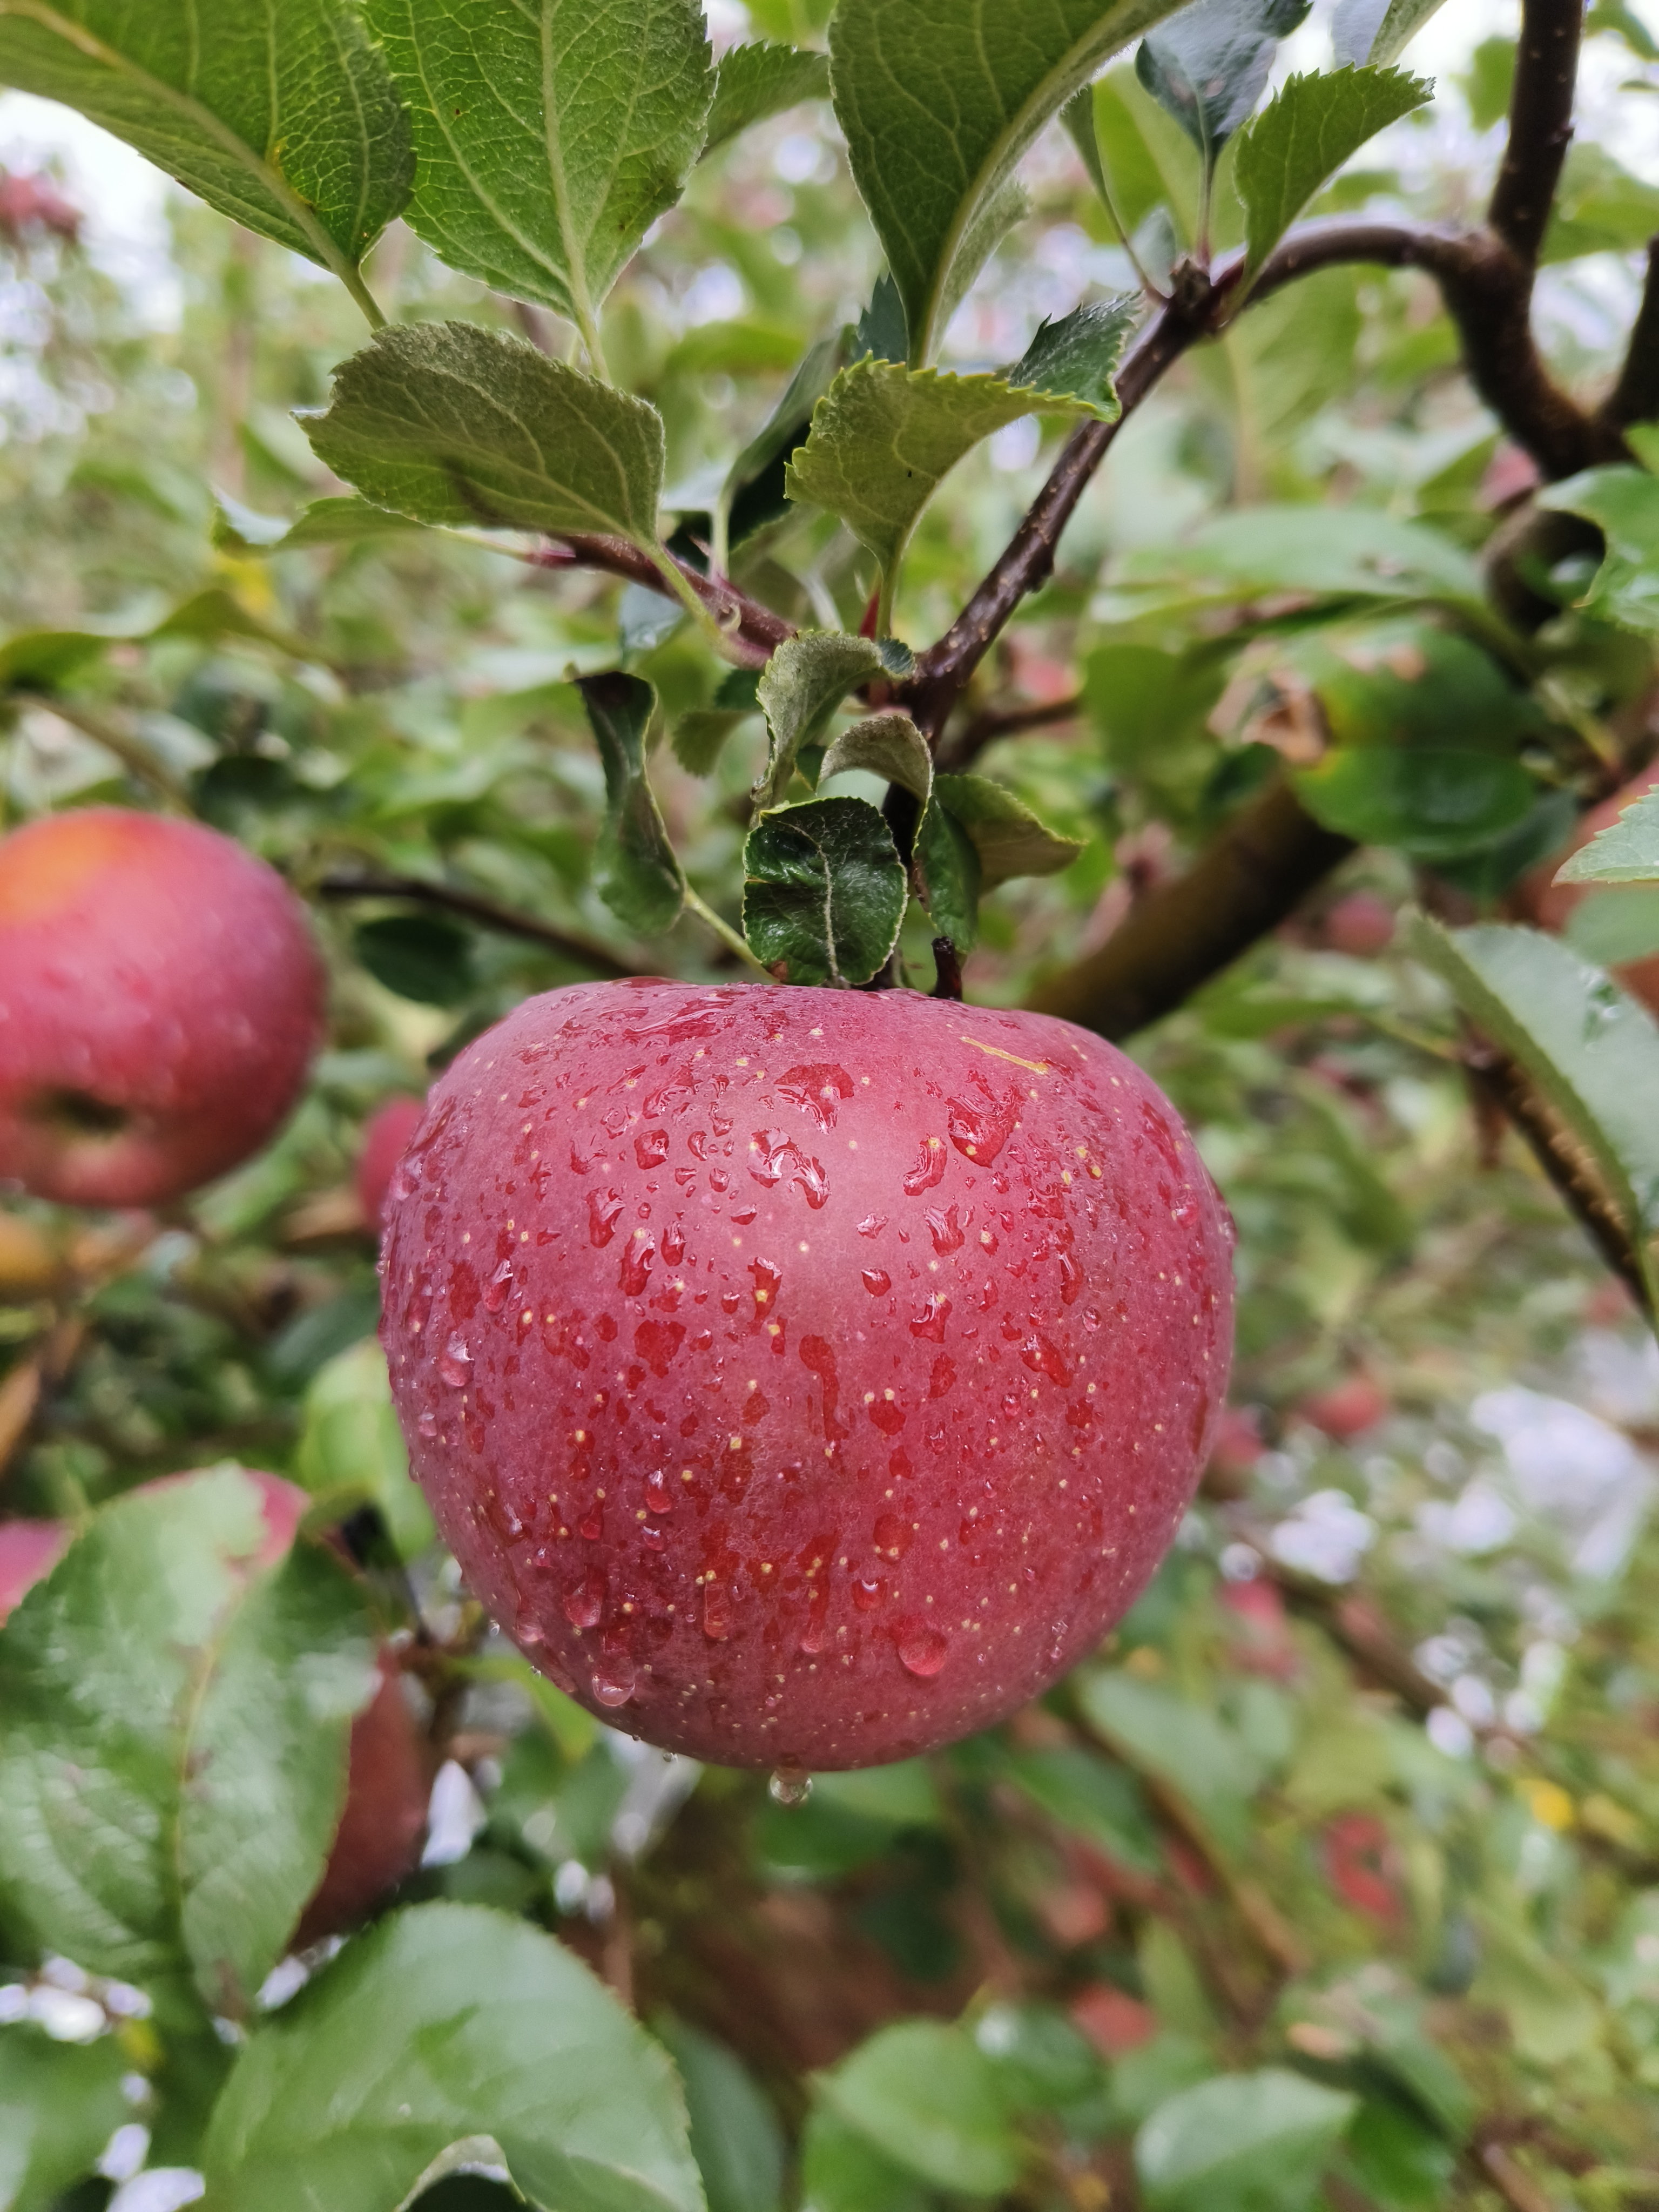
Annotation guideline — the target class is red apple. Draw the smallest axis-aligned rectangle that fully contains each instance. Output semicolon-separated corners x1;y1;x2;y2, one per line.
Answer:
0;1472;429;1942
1296;1373;1388;1442
1319;892;1395;958
1516;764;1659;1015
0;807;326;1208
356;1095;427;1227
380;980;1235;1770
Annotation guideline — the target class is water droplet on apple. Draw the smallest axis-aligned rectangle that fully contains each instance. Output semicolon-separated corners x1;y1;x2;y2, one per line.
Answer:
768;1765;812;1808
662;1223;685;1262
1058;1251;1082;1305
855;1215;887;1238
703;1584;732;1640
642;1522;666;1552
483;1259;514;1314
853;1574;884;1612
896;1624;949;1678
564;1568;606;1627
645;1467;676;1514
861;1267;891;1295
439;1334;471;1387
417;1408;438;1439
635;1128;670;1168
591;1658;637;1707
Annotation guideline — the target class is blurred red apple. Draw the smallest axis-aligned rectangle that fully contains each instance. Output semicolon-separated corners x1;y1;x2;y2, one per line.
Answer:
0;807;325;1207
1296;1373;1388;1442
381;980;1235;1770
1516;764;1659;1014
0;1471;429;1944
356;1094;426;1226
1319;892;1395;958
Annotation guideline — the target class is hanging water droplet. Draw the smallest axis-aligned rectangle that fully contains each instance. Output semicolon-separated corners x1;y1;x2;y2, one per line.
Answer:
590;1658;637;1707
896;1624;949;1678
564;1568;606;1628
769;1766;813;1808
439;1333;472;1387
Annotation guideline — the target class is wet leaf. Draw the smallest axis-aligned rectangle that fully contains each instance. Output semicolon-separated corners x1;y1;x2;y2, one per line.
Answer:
743;795;907;985
577;673;685;938
198;1903;703;2212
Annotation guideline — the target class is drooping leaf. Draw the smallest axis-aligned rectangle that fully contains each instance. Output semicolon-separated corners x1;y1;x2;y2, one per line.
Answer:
198;1902;704;2212
743;796;907;986
1333;0;1452;66
816;2022;1021;2198
656;2015;786;2212
1136;2069;1359;2211
1540;461;1659;633
1235;68;1433;278
1007;297;1138;416
1407;917;1659;1309
0;1467;379;2009
0;0;409;300
1136;0;1312;166
296;1339;435;1563
0;2027;131;2212
819;711;933;802
1559;786;1659;884
913;799;983;954
930;773;1085;886
703;42;830;155
787;360;1105;598
719;329;851;556
302;322;666;552
753;632;889;810
364;0;711;346
829;0;1191;366
576;674;685;937
1291;748;1535;858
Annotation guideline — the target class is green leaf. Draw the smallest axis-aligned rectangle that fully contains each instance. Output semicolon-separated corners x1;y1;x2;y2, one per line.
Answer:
820;711;933;802
0;1466;379;2008
302;322;666;553
1077;1670;1263;1851
656;2015;785;2212
1560;786;1659;884
1129;503;1488;615
1291;748;1535;859
576;674;685;937
0;0;409;305
198;1901;704;2212
1136;0;1311;165
1333;0;1452;67
931;772;1085;886
1136;2069;1358;2211
0;2027;130;2212
296;1339;435;1563
914;799;983;954
817;2021;1021;2197
1563;885;1659;967
353;913;477;1006
787;359;1102;603
720;328;851;557
364;0;711;352
703;42;830;155
1406;916;1659;1309
743;796;907;986
829;0;1191;366
1007;296;1137;416
1542;144;1659;262
1235;68;1432;278
213;491;421;556
854;273;908;367
753;631;889;810
798;2108;932;2212
1540;461;1659;633
1003;1743;1162;1874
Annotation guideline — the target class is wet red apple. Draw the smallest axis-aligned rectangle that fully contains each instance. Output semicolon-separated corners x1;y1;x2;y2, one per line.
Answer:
0;1471;429;1943
356;1094;427;1227
1516;764;1659;1014
0;808;326;1208
380;980;1235;1770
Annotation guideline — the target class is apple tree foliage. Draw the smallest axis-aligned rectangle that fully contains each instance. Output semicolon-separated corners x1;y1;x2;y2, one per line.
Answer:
3;0;1659;2204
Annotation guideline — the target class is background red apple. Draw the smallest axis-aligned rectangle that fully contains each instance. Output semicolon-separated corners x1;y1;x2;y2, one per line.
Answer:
381;980;1235;1770
0;1471;429;1944
1516;763;1659;1013
1296;1372;1389;1442
0;807;326;1208
356;1093;427;1226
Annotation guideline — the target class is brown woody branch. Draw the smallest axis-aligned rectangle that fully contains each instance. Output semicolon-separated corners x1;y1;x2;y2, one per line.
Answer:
537;534;794;666
935;690;1084;773
1602;237;1659;428
316;869;636;977
1488;0;1584;268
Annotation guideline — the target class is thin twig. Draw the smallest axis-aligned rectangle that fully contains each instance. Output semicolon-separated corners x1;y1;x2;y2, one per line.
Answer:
936;691;1085;773
542;534;793;666
1488;0;1584;268
315;869;636;976
1602;237;1659;429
